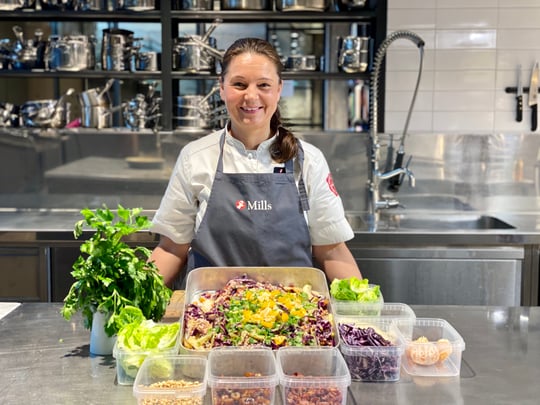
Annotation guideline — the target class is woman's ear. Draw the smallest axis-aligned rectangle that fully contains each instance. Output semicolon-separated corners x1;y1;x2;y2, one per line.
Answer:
219;77;225;99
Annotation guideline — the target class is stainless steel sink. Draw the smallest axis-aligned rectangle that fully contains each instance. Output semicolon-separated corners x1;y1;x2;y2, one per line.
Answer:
345;212;516;231
388;214;515;230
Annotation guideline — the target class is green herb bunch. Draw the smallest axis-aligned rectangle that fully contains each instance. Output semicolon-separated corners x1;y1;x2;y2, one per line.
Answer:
61;205;172;337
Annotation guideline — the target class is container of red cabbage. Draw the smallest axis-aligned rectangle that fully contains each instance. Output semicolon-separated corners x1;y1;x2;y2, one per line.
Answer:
337;317;404;382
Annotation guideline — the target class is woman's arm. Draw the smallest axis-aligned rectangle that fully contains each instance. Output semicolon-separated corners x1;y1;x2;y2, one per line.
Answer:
150;235;191;288
312;242;362;282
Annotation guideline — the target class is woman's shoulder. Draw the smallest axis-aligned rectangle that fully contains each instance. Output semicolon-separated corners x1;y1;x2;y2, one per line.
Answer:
297;138;325;161
181;129;223;156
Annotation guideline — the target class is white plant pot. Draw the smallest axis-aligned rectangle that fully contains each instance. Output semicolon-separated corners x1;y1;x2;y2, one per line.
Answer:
90;311;117;356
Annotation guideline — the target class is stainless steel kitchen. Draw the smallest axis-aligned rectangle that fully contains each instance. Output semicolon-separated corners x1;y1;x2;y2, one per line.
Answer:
1;0;540;404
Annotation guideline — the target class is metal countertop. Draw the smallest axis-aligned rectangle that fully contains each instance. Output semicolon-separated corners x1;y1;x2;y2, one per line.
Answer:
2;208;540;246
0;304;538;404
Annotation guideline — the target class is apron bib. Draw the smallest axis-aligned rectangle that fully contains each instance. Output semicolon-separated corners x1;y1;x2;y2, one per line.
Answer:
187;131;312;272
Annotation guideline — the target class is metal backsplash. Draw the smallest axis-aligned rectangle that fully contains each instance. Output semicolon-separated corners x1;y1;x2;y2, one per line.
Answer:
300;132;540;213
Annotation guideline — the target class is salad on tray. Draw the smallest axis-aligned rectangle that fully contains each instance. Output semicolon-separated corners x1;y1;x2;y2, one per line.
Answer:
183;276;335;350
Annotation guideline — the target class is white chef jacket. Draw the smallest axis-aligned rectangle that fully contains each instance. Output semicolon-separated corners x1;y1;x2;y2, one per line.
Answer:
151;128;354;246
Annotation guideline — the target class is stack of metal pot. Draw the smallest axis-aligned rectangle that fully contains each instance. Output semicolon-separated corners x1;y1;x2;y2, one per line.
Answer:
123;82;162;131
172;19;223;74
78;79;116;128
4;25;47;70
19;88;75;128
101;28;141;72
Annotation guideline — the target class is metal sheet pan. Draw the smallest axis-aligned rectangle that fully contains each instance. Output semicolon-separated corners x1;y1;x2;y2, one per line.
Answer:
180;266;338;355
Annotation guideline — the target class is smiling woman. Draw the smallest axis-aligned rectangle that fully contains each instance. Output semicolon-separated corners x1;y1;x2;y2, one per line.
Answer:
150;37;361;288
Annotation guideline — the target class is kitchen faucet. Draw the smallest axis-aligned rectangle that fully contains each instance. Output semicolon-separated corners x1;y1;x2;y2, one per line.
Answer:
368;30;425;224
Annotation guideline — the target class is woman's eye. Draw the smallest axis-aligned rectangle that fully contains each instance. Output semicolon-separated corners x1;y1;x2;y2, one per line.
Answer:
232;82;247;89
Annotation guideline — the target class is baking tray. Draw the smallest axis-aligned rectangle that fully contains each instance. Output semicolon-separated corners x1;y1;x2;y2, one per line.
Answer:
180;266;338;355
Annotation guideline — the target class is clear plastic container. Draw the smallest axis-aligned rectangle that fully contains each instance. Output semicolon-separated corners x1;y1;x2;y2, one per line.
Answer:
207;347;279;405
276;346;351;405
331;284;384;316
133;354;207;405
113;323;181;386
336;316;404;382
394;317;466;377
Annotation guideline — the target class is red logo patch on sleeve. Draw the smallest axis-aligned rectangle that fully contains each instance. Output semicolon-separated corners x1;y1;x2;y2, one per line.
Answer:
326;173;338;196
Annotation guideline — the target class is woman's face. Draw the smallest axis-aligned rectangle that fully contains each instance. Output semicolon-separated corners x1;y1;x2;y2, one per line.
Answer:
220;52;282;138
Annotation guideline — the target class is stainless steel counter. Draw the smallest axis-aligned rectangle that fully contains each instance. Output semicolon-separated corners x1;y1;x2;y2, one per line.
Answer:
2;208;540;246
0;303;538;404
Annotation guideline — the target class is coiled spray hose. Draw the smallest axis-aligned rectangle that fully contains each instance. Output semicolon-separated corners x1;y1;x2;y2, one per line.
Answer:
369;30;425;191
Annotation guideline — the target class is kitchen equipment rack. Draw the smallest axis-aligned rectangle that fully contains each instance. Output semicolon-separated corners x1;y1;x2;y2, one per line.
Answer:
0;0;387;131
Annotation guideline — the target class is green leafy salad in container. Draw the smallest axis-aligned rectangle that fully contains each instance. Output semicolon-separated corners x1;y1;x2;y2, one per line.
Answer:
330;277;384;316
113;306;180;385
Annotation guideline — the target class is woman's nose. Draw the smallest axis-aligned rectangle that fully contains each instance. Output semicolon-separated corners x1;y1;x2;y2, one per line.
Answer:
244;85;259;100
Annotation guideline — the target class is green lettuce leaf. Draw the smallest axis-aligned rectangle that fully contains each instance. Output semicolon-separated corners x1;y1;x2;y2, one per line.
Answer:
330;277;381;302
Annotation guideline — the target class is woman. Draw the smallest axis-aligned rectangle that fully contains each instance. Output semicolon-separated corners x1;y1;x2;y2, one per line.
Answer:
150;37;361;287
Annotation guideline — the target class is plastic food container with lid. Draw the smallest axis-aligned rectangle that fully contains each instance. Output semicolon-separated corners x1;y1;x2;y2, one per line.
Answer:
336;316;404;382
207;346;279;405
276;346;351;405
132;354;208;404
330;284;384;316
113;322;181;386
394;317;466;377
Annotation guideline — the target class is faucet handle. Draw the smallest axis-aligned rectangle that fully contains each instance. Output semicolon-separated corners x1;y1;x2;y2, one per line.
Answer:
388;154;414;191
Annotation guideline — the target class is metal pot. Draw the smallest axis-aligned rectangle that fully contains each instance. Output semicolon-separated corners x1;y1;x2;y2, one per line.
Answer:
136;51;158;71
173;35;219;73
220;0;271;10
115;0;155;10
77;0;104;10
175;86;221;129
336;0;366;11
0;102;19;127
46;35;96;71
39;0;76;10
176;0;212;10
101;28;135;71
20;88;75;128
0;0;24;10
285;54;318;71
275;0;328;12
81;106;112;129
79;78;115;108
338;36;369;73
10;26;46;70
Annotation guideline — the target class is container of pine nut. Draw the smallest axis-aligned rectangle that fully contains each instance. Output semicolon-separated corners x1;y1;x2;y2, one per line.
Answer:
133;354;208;405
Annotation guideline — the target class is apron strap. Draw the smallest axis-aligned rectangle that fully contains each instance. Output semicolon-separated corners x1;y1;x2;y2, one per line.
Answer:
296;143;310;212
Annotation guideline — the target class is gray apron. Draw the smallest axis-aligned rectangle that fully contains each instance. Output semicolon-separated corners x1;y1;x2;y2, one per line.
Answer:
187;131;312;272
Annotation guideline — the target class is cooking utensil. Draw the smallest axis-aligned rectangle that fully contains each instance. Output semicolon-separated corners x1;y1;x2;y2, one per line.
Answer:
338;36;369;73
285;54;318;71
201;18;222;43
115;0;155;11
275;0;328;12
529;61;539;131
0;0;24;11
173;35;220;73
516;64;523;122
220;0;270;10
177;0;213;9
20;88;75;128
336;0;366;11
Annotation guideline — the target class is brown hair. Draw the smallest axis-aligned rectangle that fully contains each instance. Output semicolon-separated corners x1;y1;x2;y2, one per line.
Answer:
220;37;299;163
